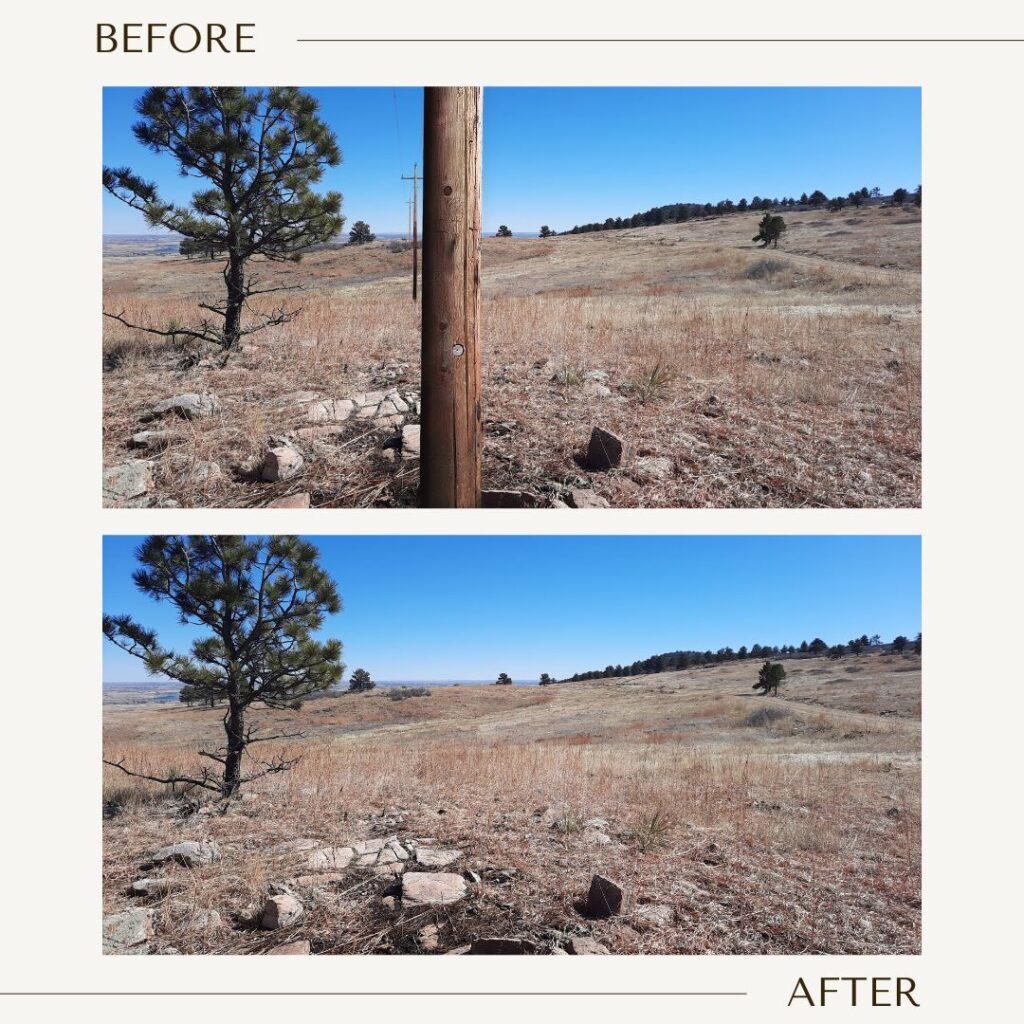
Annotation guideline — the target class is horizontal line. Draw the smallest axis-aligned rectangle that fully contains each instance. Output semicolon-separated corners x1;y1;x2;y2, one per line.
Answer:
296;37;1023;43
4;987;749;995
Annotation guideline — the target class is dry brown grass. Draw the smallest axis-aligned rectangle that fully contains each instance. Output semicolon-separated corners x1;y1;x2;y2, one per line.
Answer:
102;206;921;507
103;653;921;955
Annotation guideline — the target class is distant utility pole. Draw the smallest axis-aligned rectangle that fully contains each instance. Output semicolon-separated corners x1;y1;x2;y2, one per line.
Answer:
420;87;482;508
406;197;414;242
401;162;422;301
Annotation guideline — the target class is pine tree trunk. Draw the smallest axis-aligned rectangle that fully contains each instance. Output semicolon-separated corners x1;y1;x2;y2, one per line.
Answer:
223;253;245;351
222;699;245;797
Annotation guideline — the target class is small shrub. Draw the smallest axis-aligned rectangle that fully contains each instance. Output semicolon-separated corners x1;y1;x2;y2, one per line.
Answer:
622;362;676;404
745;706;790;728
387;686;431;701
625;810;674;853
746;258;788;280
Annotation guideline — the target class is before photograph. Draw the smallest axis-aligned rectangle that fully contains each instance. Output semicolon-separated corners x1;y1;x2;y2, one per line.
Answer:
101;86;921;509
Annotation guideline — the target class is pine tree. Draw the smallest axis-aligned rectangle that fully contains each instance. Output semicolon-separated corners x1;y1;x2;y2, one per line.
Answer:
348;221;376;245
753;660;786;696
752;213;787;248
103;536;343;797
103;87;344;354
496;225;513;237
539;225;553;238
348;667;375;692
495;672;513;685
539;673;553;686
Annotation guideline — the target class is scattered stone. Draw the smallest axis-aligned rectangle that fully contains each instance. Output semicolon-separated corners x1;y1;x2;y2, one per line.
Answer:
306;847;354;872
141;393;221;422
279;391;320;406
259;894;304;930
128;877;182;898
445;944;472;955
549;498;571;509
401;424;421;459
701;394;725;417
634;456;674;482
187;909;224;931
567;936;610;955
551;946;570;955
468;937;540;955
564;488;610;509
352;838;389;856
128;430;173;451
103;460;153;502
292;872;348;887
267;939;311;955
482;490;539;508
585;874;623;918
585;370;609;383
185;460;223;485
584;818;609;829
633;904;674;927
103;908;155;949
415;848;462;868
401;872;468;907
584;382;612;398
585;426;624;470
149;841;221;868
307;398;356;423
266;492;311;509
262;444;304;482
381;895;397;911
418;924;440;951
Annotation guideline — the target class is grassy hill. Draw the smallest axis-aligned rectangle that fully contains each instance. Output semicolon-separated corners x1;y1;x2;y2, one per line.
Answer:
102;205;920;509
103;651;921;954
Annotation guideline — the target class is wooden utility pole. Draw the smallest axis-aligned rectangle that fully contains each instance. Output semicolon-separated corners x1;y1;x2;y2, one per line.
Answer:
401;163;422;301
420;87;482;508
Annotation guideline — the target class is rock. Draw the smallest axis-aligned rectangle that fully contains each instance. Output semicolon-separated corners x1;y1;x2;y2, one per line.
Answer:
267;939;311;955
584;818;609;829
567;936;610;955
187;909;224;931
401;872;468;907
481;490;539;508
381;895;397;911
634;904;674;928
584;874;623;918
564;488;610;509
141;393;220;422
548;498;571;509
149;841;221;867
468;937;540;955
585;426;624;470
701;394;725;417
266;492;311;509
186;461;222;484
401;424;421;459
445;944;472;955
103;460;153;502
351;838;389;856
584;382;612;398
103;908;155;949
261;445;304;482
634;456;673;481
551;946;570;955
415;848;462;868
585;370;609;382
418;924;440;951
386;839;410;861
259;894;304;930
128;877;181;898
292;872;348;887
128;430;172;451
307;398;355;423
306;847;354;872
274;838;319;853
279;391;320;406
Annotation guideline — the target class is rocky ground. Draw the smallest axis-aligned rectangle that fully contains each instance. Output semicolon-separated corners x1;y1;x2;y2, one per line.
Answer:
103;654;921;955
102;206;921;508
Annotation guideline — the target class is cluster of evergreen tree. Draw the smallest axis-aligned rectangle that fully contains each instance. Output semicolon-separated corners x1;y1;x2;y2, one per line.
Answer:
563;185;919;236
559;632;920;683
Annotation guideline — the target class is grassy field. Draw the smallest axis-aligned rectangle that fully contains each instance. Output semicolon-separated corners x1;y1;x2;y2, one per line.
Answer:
102;205;921;508
102;651;921;955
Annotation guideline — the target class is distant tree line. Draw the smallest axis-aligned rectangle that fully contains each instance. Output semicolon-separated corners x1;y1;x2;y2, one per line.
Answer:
558;632;920;683
562;185;920;236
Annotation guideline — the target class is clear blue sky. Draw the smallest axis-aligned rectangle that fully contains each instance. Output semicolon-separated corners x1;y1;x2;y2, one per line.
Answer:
103;536;921;684
102;87;920;236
